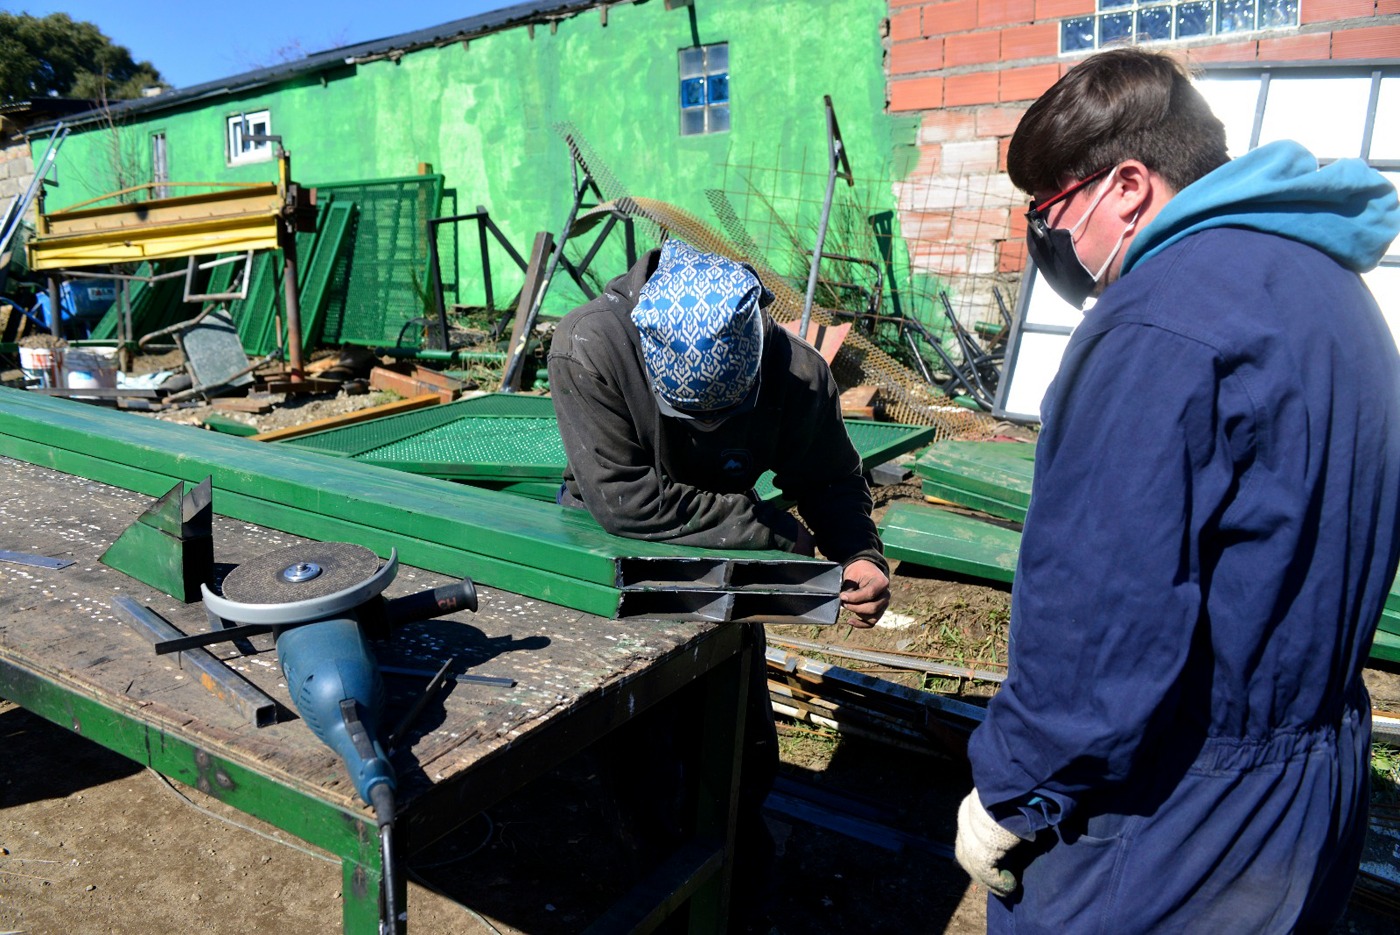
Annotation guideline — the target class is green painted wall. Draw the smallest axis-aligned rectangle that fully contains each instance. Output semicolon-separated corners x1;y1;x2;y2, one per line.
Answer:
40;0;912;319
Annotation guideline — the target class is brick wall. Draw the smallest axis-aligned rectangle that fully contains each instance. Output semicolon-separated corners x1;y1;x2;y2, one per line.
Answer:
886;0;1400;326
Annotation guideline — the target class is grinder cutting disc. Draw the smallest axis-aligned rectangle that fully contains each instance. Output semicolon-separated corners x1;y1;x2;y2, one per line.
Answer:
221;542;381;605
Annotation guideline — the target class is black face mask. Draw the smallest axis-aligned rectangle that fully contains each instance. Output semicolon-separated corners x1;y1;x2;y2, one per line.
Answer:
1026;225;1099;310
1024;166;1119;310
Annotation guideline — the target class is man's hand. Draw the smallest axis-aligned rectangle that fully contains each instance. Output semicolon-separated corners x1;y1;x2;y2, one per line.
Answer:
840;559;889;626
955;790;1023;897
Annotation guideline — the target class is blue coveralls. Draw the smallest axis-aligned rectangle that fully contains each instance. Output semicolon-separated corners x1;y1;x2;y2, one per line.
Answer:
969;143;1400;933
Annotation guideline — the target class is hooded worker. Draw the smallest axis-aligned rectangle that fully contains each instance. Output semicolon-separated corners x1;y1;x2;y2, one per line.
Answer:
549;236;891;929
955;48;1400;932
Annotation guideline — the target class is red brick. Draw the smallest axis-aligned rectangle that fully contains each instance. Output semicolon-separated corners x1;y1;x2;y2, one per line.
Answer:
1185;41;1260;64
1258;32;1334;60
999;64;1060;102
978;0;1036;28
920;109;980;143
1035;0;1094;16
998;136;1012;171
945;31;1002;67
1379;0;1400;14
1332;24;1400;58
1000;23;1059;60
891;37;945;74
1008;211;1029;238
890;0;925;6
997;238;1028;274
1300;0;1377;25
890;7;922;42
977;105;1029;137
923;0;980;35
1327;23;1400;57
890;76;945;112
945;71;1002;106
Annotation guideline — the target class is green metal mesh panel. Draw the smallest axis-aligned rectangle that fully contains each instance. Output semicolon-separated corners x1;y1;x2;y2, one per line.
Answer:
362;416;565;479
298;201;355;348
286;401;473;456
310;175;444;347
281;393;935;503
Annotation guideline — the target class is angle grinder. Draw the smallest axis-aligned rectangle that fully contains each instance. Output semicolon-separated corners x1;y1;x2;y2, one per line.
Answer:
201;542;477;935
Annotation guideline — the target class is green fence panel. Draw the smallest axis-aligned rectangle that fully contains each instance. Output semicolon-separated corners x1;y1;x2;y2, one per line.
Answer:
877;501;1019;585
308;175;443;347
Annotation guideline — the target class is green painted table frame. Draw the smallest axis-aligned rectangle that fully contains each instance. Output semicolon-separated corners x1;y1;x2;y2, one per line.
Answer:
0;458;750;934
0;632;749;934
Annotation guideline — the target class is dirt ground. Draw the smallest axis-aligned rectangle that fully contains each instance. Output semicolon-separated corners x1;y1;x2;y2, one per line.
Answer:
3;382;1400;933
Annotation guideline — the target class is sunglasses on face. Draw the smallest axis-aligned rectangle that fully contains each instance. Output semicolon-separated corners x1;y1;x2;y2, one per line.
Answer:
1025;166;1113;241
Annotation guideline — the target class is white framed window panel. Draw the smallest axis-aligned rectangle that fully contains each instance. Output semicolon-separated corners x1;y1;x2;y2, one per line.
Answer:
227;110;272;166
995;62;1400;424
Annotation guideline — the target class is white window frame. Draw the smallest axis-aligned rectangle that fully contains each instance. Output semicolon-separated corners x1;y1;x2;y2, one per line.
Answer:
226;110;273;166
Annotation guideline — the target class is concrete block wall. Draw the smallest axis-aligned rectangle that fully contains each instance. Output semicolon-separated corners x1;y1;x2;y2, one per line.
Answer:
886;0;1400;328
0;140;35;205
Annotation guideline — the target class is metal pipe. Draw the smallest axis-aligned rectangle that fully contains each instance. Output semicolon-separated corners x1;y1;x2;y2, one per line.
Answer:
800;96;854;341
282;250;304;380
111;595;278;727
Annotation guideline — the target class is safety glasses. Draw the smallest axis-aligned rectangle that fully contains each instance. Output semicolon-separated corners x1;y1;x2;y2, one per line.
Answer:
1025;166;1113;241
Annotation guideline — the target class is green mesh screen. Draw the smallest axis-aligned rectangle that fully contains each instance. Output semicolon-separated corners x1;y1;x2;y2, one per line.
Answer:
282;393;934;502
310;175;444;347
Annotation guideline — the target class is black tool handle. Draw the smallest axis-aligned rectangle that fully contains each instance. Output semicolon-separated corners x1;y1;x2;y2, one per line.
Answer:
382;579;478;626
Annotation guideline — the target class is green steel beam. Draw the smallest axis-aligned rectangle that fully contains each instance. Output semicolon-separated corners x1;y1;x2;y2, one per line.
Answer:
0;429;623;617
920;478;1026;524
912;441;1035;512
0;390;802;618
877;502;1019;585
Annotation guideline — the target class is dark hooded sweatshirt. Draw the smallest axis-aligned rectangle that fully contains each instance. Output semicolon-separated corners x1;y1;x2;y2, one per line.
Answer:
547;248;885;572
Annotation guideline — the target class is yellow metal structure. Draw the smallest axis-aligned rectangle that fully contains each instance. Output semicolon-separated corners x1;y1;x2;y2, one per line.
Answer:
26;157;306;271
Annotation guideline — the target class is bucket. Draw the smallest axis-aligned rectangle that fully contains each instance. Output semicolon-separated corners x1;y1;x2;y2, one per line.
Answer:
19;345;65;388
63;348;119;395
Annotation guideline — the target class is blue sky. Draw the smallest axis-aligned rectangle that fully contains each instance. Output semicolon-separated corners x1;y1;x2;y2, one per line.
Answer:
4;1;520;89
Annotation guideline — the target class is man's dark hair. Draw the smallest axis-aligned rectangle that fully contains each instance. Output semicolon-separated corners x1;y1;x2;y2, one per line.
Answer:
1006;48;1229;196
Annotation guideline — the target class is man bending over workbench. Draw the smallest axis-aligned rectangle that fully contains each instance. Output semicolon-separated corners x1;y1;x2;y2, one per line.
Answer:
548;237;891;929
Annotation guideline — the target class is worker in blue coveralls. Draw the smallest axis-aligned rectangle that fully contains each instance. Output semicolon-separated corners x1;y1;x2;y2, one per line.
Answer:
549;237;890;931
954;48;1400;932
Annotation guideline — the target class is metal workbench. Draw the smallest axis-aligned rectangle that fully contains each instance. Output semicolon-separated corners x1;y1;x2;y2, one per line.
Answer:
0;457;748;933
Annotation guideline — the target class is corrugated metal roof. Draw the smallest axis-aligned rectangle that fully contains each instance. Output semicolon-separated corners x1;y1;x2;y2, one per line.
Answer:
31;1;599;132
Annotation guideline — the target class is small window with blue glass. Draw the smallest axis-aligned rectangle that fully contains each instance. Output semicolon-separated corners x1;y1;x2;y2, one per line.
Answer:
679;43;729;136
1060;0;1296;53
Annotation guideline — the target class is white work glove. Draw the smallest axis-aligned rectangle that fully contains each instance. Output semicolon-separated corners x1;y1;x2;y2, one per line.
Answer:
955;790;1023;897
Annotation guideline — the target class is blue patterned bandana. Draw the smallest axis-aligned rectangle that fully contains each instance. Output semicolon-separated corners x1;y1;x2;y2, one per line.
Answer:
632;239;766;420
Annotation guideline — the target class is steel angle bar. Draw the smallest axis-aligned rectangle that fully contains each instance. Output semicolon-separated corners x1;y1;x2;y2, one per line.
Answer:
730;592;840;626
616;589;735;622
111;595;277;727
615;557;730;590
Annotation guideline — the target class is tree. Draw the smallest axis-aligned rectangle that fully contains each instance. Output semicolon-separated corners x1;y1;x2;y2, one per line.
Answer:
0;12;167;103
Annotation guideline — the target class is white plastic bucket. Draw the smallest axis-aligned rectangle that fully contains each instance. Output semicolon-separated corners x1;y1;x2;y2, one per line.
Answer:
63;348;119;393
18;345;64;388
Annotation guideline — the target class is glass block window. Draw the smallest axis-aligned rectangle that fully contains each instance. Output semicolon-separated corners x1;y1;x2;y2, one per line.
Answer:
679;43;729;136
1059;0;1296;53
